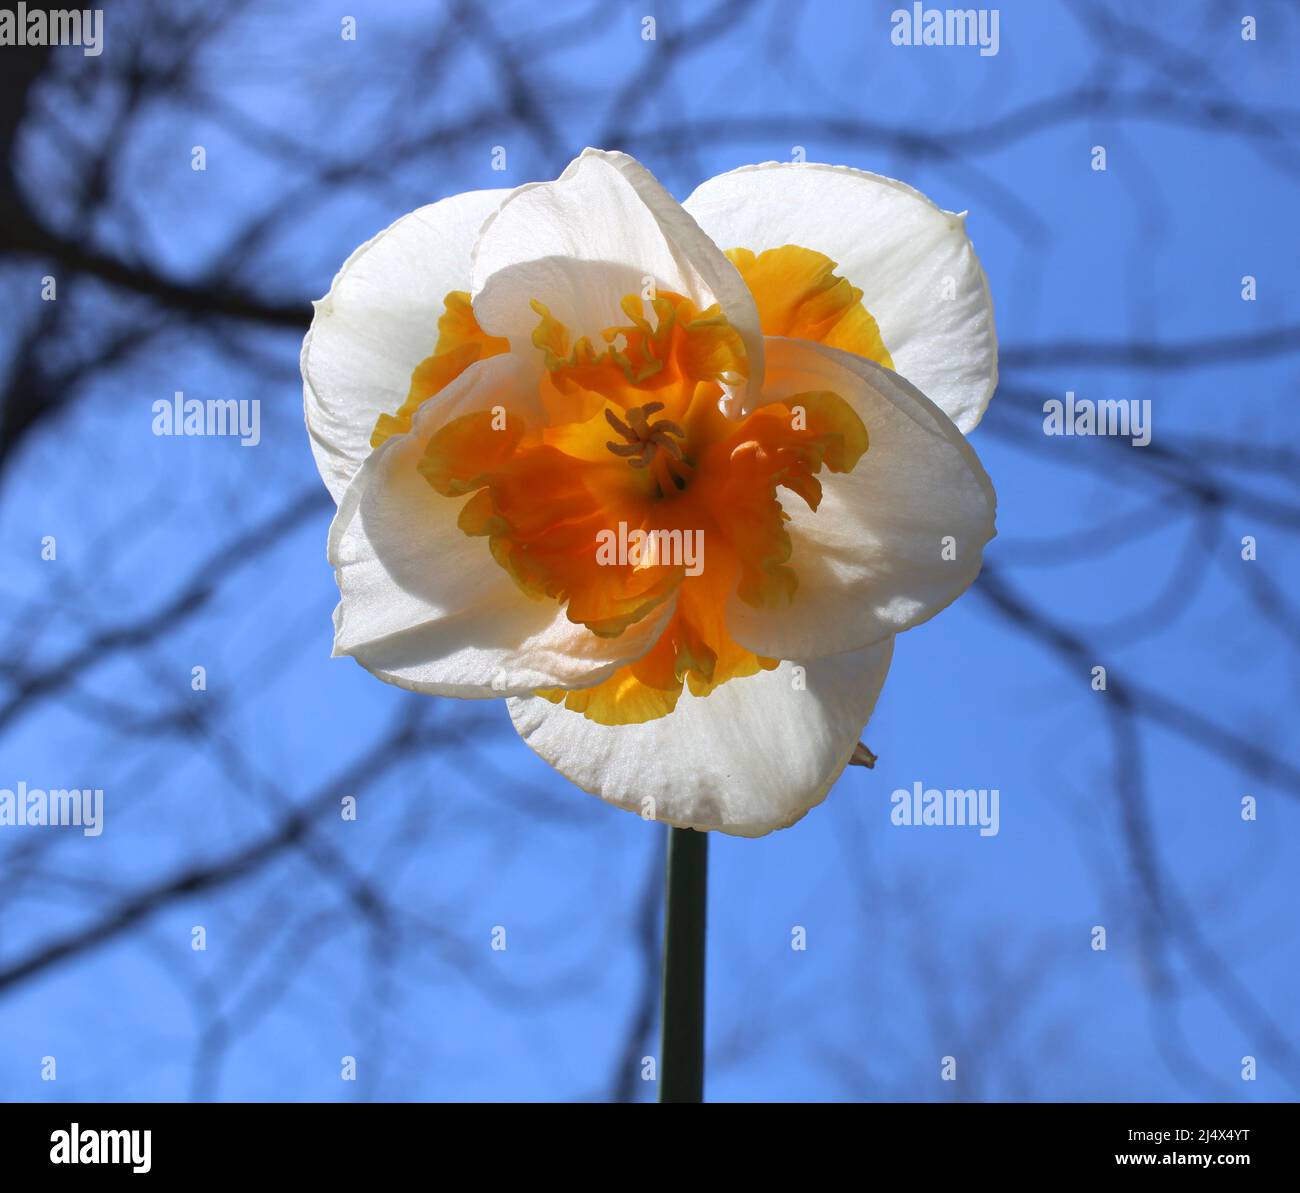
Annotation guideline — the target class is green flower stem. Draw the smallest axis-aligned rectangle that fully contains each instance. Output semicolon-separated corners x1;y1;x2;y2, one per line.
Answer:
659;825;708;1103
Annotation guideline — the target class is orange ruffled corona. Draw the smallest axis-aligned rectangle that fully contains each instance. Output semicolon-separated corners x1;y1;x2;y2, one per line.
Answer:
374;245;889;725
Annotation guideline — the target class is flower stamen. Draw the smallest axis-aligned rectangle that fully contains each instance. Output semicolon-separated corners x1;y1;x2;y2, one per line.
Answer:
605;403;690;483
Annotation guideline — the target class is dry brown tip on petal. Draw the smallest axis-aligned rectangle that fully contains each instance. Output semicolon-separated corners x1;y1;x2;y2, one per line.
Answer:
849;741;878;769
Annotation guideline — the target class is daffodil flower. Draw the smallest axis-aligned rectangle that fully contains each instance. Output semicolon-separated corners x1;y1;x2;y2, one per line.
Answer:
303;149;997;837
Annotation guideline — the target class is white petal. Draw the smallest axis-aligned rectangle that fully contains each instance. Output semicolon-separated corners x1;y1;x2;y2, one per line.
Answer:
684;162;996;433
508;640;893;838
329;354;670;697
471;148;763;391
303;188;511;503
726;337;995;661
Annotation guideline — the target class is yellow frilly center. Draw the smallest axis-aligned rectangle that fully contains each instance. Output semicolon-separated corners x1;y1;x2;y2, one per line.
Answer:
370;245;888;725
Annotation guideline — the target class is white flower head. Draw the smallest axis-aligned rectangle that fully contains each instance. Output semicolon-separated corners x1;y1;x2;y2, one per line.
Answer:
302;149;997;837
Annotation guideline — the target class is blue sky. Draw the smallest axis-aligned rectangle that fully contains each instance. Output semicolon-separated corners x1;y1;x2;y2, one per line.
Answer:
0;0;1297;1101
